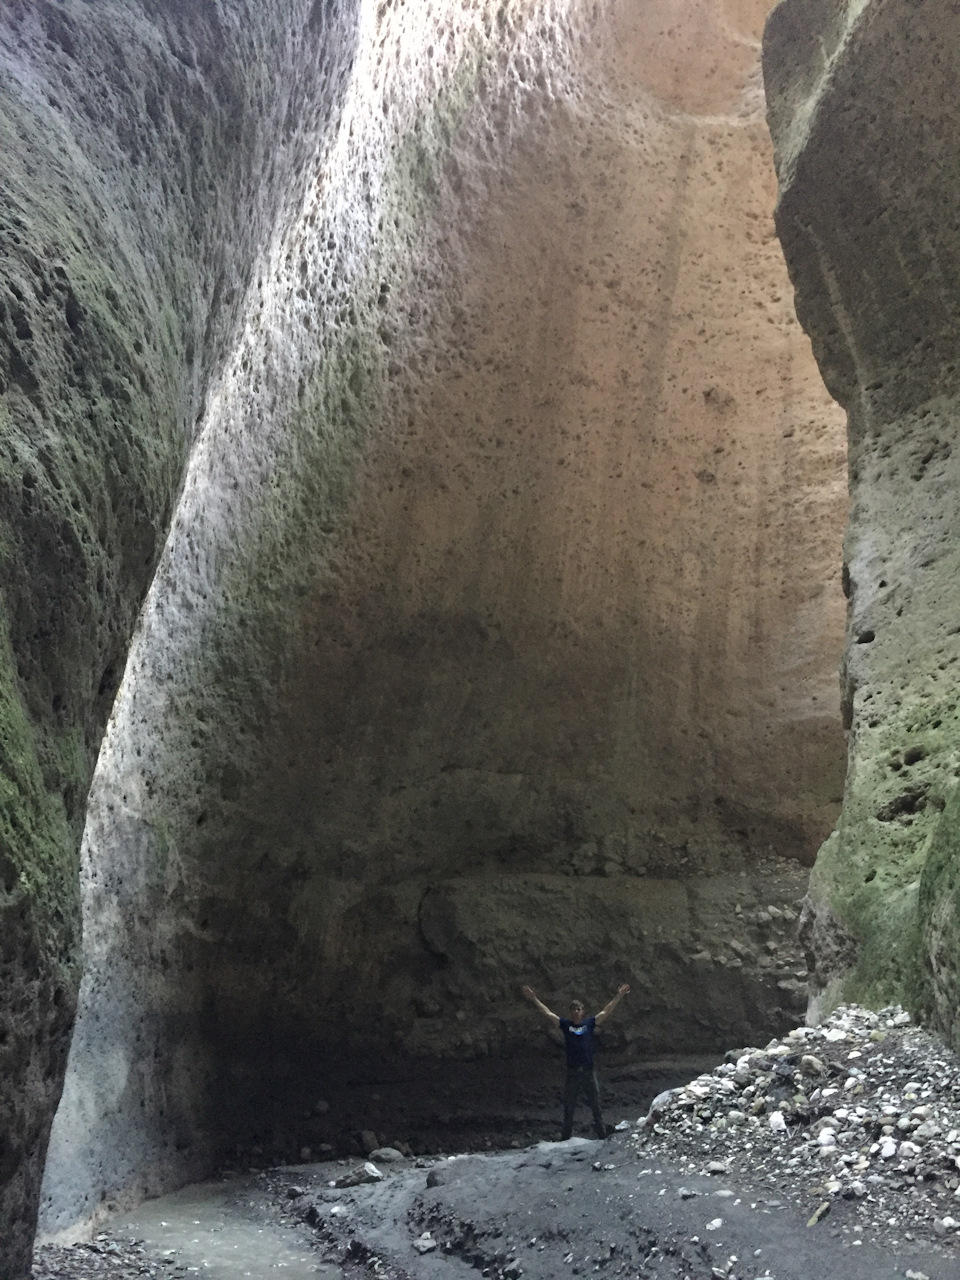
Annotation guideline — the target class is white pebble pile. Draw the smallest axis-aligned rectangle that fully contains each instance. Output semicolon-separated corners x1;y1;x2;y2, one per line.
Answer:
636;1004;960;1248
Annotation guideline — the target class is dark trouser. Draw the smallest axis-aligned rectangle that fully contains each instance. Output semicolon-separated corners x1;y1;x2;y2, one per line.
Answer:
562;1066;605;1139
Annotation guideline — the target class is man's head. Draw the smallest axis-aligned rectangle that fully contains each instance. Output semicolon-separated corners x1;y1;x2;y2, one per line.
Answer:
569;999;585;1025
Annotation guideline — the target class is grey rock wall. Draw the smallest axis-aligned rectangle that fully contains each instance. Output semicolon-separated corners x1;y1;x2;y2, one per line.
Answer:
0;0;360;1273
764;0;960;1026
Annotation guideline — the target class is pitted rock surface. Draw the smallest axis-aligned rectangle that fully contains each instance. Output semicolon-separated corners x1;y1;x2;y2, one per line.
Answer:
763;0;960;1035
3;0;851;1269
43;0;845;1243
0;0;362;1271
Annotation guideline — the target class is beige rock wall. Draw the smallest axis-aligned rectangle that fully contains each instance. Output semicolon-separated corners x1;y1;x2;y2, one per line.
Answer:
39;0;846;1241
307;0;846;881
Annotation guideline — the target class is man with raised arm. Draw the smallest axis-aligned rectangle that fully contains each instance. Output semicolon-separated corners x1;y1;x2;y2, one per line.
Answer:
522;982;630;1140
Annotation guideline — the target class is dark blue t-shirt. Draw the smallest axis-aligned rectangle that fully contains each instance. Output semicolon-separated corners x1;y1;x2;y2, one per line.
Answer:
559;1015;597;1069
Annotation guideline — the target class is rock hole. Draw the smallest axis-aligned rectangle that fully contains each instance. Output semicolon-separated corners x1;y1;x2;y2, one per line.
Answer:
307;0;330;34
64;290;83;333
856;630;875;644
12;307;32;341
864;869;877;883
903;745;927;766
876;786;928;822
9;346;40;400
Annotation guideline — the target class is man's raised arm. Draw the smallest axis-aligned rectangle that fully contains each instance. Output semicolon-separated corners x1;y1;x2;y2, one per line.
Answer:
522;985;561;1027
594;982;630;1025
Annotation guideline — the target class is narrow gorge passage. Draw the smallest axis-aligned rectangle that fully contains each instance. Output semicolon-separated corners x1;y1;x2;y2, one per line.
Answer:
0;1;868;1276
38;0;845;1239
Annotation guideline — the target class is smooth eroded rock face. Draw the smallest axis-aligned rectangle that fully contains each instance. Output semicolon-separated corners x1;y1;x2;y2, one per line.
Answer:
763;0;960;1031
0;0;846;1262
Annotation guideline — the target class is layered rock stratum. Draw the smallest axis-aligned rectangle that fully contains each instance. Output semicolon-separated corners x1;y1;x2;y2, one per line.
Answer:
764;0;960;1036
0;0;846;1272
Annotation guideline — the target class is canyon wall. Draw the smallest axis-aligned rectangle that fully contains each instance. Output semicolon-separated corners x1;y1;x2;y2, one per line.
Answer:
0;0;847;1268
764;0;960;1033
0;1;365;1271
39;0;846;1242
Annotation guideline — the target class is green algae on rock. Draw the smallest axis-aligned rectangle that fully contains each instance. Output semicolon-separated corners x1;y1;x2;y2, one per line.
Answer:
764;0;960;1030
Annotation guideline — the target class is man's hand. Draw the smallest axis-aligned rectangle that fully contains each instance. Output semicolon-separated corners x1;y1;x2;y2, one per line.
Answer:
596;982;630;1024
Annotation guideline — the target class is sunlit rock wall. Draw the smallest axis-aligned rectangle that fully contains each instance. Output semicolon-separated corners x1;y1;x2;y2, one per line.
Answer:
0;1;362;1273
764;0;960;1029
36;0;846;1245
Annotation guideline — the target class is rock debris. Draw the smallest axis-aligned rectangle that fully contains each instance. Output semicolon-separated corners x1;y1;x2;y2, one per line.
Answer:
32;1236;190;1279
32;1005;960;1280
636;1004;960;1251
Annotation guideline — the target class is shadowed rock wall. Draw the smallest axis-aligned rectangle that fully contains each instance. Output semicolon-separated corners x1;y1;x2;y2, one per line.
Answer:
763;0;960;1030
34;0;847;1244
0;0;362;1272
